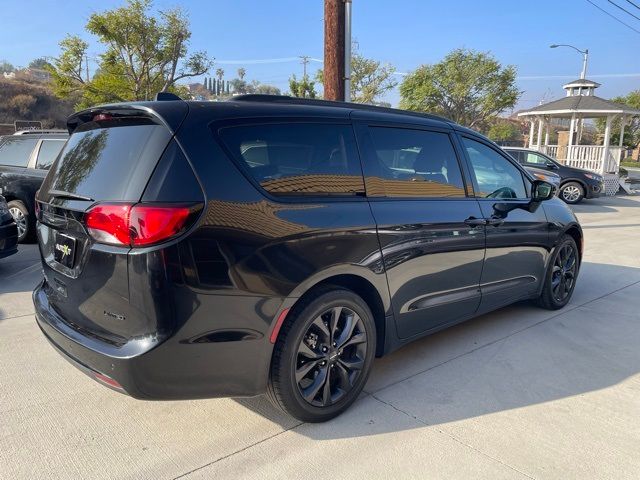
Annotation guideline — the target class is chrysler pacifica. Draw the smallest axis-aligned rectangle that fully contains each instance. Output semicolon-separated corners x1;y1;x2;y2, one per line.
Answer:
34;95;582;422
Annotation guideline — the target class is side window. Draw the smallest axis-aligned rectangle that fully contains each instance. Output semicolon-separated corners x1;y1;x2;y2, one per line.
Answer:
366;127;466;198
35;140;66;170
462;137;527;199
507;150;525;163
524;152;548;166
0;137;38;167
218;123;364;195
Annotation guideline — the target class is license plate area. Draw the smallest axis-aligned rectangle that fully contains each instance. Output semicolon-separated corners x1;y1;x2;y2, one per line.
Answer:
54;233;77;269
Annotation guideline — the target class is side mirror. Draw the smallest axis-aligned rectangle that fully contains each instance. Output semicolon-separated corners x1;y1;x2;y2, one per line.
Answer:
546;161;559;170
532;180;555;202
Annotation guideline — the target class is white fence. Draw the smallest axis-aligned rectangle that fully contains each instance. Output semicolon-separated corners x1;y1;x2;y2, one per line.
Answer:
536;145;622;174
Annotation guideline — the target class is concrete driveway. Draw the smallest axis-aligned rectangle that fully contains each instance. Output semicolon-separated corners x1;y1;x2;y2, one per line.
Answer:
2;196;640;479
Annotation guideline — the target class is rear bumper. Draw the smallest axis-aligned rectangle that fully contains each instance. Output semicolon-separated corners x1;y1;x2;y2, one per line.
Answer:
0;222;18;259
33;280;274;399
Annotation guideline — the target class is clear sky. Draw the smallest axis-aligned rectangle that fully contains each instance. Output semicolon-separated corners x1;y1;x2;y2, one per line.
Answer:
1;0;639;111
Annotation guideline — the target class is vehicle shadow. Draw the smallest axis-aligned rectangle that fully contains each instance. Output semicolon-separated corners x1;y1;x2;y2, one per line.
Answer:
235;261;640;438
0;244;42;320
571;194;640;213
0;245;42;291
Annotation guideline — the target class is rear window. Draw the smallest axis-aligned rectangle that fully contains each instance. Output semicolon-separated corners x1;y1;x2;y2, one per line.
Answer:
35;139;66;170
0;137;38;167
218;123;364;195
41;124;171;202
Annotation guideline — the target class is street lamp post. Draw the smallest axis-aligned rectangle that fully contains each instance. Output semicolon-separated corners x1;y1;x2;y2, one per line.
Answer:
550;44;589;79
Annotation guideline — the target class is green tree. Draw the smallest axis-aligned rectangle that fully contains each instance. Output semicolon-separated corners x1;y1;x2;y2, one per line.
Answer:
350;53;397;103
0;60;14;73
485;118;521;142
230;77;248;94
289;74;317;98
399;48;520;128
596;90;640;148
254;83;281;95
237;67;246;80
28;58;53;70
317;51;398;103
49;0;213;108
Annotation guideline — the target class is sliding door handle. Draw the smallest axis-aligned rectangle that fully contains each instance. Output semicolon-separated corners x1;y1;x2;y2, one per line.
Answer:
464;217;487;226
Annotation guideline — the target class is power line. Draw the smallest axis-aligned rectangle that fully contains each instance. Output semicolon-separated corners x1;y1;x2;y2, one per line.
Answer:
517;72;640;80
585;0;640;34
608;0;640;20
624;0;640;10
213;57;322;65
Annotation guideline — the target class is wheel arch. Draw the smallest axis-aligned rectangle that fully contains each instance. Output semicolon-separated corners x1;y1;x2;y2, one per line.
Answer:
560;178;587;192
276;269;391;357
563;224;583;259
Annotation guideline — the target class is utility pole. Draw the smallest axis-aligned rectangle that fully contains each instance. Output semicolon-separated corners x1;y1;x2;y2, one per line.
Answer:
85;54;90;82
324;0;345;101
299;55;310;79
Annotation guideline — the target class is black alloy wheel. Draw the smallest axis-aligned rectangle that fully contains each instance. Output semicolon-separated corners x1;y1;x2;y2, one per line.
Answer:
268;289;376;422
295;305;367;407
551;243;578;303
538;235;580;310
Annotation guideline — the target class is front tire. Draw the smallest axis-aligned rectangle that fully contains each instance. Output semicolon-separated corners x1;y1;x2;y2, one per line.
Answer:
537;235;580;310
267;289;376;422
560;182;584;204
7;200;32;243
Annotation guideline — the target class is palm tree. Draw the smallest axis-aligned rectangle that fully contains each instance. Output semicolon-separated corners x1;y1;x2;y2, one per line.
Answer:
237;68;246;80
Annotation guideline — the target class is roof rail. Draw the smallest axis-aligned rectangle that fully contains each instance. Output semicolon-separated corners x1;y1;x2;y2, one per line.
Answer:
13;129;68;135
229;94;451;123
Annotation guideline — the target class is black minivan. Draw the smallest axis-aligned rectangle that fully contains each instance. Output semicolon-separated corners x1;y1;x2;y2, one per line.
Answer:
34;96;582;422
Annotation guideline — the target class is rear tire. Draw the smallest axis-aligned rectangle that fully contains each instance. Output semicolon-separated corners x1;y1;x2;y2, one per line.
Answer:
537;235;580;310
267;288;376;422
559;182;584;204
7;200;32;243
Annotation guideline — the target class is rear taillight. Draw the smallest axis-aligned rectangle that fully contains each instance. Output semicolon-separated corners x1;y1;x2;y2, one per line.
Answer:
130;205;192;246
85;203;199;247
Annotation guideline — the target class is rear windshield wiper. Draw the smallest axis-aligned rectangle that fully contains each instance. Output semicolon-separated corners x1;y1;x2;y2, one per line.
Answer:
48;189;95;202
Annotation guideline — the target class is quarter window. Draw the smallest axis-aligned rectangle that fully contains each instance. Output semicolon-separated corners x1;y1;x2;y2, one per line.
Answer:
463;138;527;199
366;127;466;197
219;123;364;195
35;139;66;170
0;137;38;167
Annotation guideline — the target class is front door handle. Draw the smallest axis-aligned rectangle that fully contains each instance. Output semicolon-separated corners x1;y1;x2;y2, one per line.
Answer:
486;216;504;227
464;217;487;226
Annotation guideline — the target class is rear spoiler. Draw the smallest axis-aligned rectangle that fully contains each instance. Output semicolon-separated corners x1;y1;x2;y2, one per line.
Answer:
66;102;188;135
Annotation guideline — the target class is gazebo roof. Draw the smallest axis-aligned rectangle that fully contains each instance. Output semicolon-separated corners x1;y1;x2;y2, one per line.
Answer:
518;95;640;118
563;78;601;88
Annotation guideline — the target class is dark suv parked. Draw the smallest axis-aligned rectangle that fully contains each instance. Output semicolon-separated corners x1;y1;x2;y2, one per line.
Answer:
0;130;68;242
503;147;604;204
33;96;582;422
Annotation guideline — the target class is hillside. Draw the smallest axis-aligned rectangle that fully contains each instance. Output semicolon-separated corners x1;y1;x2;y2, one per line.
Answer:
0;77;74;134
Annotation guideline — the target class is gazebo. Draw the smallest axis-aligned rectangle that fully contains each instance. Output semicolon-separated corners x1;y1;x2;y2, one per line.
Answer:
518;78;640;195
